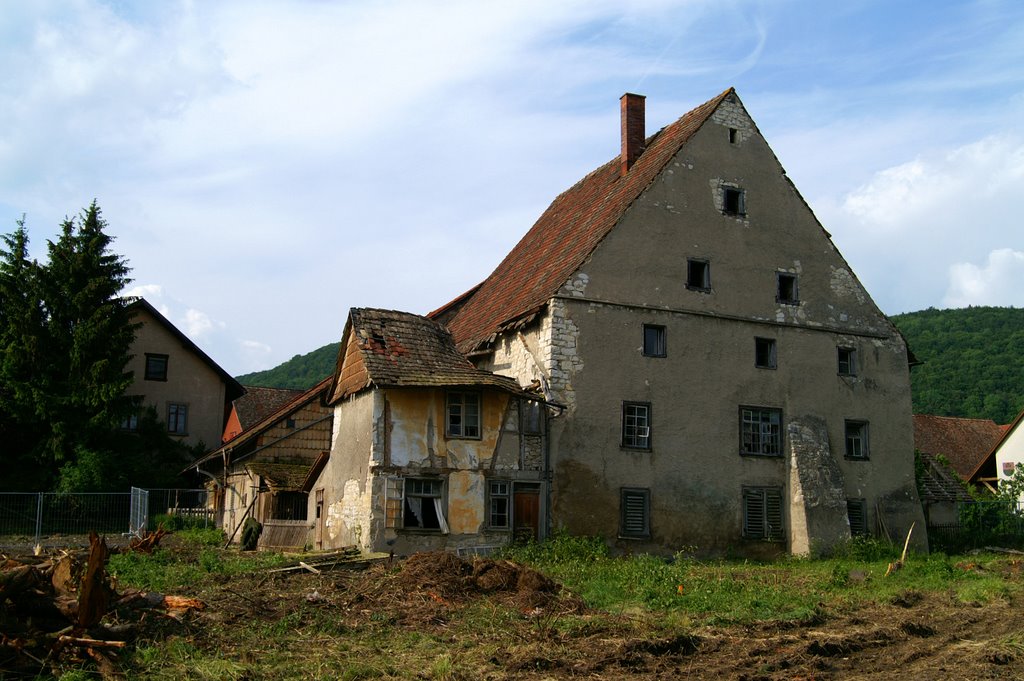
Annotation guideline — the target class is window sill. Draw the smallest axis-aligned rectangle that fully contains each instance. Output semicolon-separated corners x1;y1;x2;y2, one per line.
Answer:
621;446;652;453
754;365;777;370
740;452;783;458
617;534;650;541
721;211;747;218
685;285;712;293
845;456;870;462
446;434;482;441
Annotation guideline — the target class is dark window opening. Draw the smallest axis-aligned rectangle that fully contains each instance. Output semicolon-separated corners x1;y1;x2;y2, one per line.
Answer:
777;273;799;304
285;417;296;429
521;401;542;434
838;347;857;376
729;127;738;144
755;337;777;369
845;420;869;459
847;499;868;536
167;403;188;435
740;406;782;456
622;402;651;450
145;354;168;381
723;186;745;215
743;487;784;541
687;259;711;291
643;324;666;357
271;492;308;520
620;488;651;538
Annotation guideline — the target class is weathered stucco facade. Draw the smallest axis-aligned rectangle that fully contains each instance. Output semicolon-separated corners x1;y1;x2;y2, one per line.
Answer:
447;89;926;556
310;308;549;556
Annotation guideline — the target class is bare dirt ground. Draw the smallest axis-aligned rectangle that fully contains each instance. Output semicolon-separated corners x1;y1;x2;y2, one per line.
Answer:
190;552;1024;680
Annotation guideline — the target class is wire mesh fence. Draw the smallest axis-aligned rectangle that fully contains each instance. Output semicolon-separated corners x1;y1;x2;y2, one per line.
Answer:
0;488;210;551
928;499;1024;553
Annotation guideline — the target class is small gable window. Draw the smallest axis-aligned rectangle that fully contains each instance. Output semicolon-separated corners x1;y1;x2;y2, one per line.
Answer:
145;354;168;381
755;337;777;369
722;186;745;216
686;259;711;291
776;272;799;305
643;324;666;357
447;392;481;439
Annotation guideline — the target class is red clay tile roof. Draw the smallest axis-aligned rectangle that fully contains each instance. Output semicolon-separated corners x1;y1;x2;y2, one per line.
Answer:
913;414;1005;480
441;88;734;352
329;308;527;403
233;386;305;431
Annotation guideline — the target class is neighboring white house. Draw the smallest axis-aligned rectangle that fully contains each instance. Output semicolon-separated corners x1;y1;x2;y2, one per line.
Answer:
992;409;1024;499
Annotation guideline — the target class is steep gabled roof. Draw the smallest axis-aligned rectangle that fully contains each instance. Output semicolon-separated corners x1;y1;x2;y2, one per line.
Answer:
967;407;1024;482
917;452;973;503
233;386;305;430
441;88;734;353
913;414;1005;480
129;298;245;402
329;308;526;403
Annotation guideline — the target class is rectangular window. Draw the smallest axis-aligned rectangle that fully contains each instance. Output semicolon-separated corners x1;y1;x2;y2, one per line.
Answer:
740;406;782;456
847;499;868;536
743;487;784;541
686;259;711;291
620;488;651;538
838;347;857;376
402;478;448;532
120;411;139;432
722;186;745;215
144;354;168;381
622;402;651;450
776;273;799;304
447;392;481;438
167;403;188;435
642;324;666;357
488;480;510;529
755;337;777;369
845;420;869;459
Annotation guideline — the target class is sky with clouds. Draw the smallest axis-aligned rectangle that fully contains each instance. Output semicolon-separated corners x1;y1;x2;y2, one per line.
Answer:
2;0;1022;376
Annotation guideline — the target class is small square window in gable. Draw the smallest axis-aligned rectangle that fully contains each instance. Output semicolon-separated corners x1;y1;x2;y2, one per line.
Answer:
776;272;799;305
722;186;745;216
686;259;711;292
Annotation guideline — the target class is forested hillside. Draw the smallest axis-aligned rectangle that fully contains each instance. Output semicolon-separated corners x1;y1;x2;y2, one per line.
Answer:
237;307;1024;424
237;342;339;389
891;306;1024;425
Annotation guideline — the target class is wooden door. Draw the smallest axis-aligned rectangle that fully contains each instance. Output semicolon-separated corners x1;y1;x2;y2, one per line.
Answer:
513;486;540;542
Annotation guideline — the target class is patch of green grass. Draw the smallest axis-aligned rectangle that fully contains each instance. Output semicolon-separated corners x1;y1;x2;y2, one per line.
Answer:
108;543;288;592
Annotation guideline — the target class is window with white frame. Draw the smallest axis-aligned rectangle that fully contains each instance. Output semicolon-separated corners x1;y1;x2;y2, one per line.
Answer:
845;420;869;459
386;477;449;532
740;406;782;456
488;480;510;529
743;487;783;541
447;392;481;438
622;402;651;450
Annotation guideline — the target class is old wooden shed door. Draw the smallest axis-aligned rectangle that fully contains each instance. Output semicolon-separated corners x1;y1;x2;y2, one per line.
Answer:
513;484;540;542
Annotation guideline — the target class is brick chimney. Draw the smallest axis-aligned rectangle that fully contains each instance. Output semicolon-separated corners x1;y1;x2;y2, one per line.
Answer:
620;93;646;176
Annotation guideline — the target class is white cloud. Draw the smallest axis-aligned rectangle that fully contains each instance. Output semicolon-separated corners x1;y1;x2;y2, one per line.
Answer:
183;308;221;339
124;284;163;299
944;249;1024;308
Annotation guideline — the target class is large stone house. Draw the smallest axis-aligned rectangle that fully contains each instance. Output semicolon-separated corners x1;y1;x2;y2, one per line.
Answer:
432;88;926;556
124;299;243;450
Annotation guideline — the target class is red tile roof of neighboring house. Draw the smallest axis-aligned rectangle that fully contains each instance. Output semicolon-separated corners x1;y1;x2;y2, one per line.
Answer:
329;308;528;403
913;414;1005;480
440;88;735;353
230;386;305;434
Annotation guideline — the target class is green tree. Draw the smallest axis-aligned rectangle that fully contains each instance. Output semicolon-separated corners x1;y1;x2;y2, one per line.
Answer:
0;202;138;490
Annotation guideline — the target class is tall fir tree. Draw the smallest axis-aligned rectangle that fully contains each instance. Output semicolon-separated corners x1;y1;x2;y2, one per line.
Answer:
1;202;137;489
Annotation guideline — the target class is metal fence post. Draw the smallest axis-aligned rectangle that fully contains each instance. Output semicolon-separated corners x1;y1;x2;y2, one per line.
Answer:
34;493;43;547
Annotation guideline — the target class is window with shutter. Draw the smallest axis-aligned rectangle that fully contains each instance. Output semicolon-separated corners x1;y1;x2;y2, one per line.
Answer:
620;488;650;538
847;499;868;536
743;487;784;541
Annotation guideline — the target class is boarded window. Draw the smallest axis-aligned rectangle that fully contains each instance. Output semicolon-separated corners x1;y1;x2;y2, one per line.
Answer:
620;488;650;538
847;499;868;536
743;487;784;541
